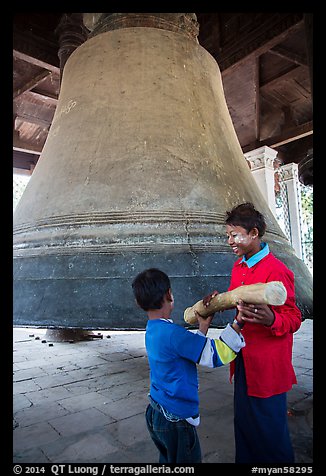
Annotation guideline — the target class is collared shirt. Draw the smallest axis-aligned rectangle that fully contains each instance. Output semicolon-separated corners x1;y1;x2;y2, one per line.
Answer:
240;242;269;268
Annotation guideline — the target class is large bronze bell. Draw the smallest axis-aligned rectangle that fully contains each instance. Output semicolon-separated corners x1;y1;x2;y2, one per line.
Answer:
13;13;312;329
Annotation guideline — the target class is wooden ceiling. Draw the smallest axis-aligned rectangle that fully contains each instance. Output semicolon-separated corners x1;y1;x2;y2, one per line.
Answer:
13;12;313;184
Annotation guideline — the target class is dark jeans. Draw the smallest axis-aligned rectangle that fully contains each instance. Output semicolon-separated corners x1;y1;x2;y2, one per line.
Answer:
145;403;202;463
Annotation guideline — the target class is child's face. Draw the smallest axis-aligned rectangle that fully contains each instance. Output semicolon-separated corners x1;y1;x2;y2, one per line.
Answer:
226;224;259;259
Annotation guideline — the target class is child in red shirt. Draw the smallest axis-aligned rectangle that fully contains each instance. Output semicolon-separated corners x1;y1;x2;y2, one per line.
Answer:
204;202;302;463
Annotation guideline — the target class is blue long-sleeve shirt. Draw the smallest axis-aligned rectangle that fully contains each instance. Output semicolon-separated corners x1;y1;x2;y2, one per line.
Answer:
145;318;245;421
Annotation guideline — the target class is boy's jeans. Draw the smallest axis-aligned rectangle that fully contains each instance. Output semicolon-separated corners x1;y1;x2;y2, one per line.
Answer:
145;402;202;463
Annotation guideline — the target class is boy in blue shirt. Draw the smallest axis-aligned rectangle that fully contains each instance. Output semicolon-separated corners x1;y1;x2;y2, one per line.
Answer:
132;268;245;463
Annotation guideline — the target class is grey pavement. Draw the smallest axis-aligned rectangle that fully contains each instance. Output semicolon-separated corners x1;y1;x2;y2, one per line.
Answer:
13;319;313;464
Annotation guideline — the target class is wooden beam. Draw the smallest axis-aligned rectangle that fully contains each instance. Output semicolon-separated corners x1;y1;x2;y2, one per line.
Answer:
15;113;51;130
269;45;308;67
13;166;33;175
26;90;58;106
242;121;313;152
221;15;304;74
260;89;287;109
13;133;43;155
260;65;302;90
13;70;51;99
304;13;313;99
254;56;260;141
277;135;313;164
13;24;60;68
265;122;313;148
197;13;221;53
13;49;60;75
13;152;38;173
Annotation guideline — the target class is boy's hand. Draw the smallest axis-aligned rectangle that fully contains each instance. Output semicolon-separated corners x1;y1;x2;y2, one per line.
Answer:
203;290;219;307
195;310;214;336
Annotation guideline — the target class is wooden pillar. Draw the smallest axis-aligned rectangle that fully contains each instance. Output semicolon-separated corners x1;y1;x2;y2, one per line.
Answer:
55;13;89;83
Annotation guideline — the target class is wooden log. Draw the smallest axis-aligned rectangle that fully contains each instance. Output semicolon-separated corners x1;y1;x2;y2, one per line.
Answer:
184;281;287;325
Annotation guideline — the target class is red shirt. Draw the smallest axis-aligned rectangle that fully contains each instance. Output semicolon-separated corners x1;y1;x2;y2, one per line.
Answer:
229;251;302;398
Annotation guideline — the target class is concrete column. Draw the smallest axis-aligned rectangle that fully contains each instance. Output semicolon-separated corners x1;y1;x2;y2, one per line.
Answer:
279;163;303;259
244;146;278;218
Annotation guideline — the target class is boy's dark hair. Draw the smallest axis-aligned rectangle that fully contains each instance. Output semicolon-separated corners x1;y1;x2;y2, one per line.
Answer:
225;202;266;237
132;268;171;311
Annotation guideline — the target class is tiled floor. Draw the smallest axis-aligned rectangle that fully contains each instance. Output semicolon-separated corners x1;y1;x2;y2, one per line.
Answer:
13;320;313;464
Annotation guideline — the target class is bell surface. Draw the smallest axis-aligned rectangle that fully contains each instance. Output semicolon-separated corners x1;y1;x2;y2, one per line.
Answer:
13;13;313;329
